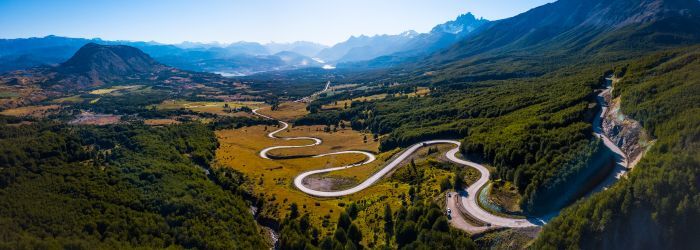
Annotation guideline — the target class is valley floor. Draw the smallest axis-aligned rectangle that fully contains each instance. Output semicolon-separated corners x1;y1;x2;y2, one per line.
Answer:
233;73;648;247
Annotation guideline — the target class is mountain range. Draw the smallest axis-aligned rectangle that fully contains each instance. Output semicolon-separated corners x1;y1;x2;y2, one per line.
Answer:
0;43;231;92
318;13;488;64
349;0;700;81
435;0;700;61
1;0;700;248
0;37;327;76
0;13;489;76
3;0;698;84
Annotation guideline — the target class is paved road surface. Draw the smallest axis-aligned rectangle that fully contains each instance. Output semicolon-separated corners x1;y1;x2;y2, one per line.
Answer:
446;147;541;228
252;77;631;230
293;140;456;197
251;113;542;223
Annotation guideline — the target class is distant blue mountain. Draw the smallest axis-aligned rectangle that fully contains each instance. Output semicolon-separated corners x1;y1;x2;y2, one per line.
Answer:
0;36;324;75
315;30;420;63
0;12;487;74
320;13;489;65
265;41;328;57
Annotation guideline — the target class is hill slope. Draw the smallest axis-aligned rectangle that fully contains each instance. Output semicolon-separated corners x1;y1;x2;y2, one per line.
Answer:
0;36;325;75
432;0;700;65
0;43;235;95
355;0;700;85
535;46;700;250
57;43;166;84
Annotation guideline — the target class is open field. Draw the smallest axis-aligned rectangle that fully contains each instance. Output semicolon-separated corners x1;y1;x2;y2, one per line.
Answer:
216;127;384;213
155;99;265;116
255;101;308;121
322;94;387;110
89;85;143;95
321;87;429;110
0;91;19;99
306;144;463;193
0;104;60;118
69;112;121;125
51;95;85;104
327;84;358;91
0;83;49;109
406;86;431;97
213;103;484;246
304;149;400;191
144;118;181;126
215;123;418;245
214;120;473;246
267;125;379;157
217;129;409;245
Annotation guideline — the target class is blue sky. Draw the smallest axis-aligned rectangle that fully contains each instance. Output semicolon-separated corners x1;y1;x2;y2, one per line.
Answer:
0;0;554;45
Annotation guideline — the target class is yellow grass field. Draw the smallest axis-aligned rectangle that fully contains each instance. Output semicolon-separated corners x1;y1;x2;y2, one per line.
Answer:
266;125;378;157
144;118;181;126
321;94;387;110
89;85;142;95
69;112;121;125
214;128;467;245
213;102;464;245
322;87;431;110
0;104;60;118
255;101;308;121
214;123;413;243
407;86;430;97
51;95;84;104
327;84;358;91
315;144;459;194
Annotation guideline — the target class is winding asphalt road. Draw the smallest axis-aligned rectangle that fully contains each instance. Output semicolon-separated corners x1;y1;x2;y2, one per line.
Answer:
446;147;541;228
251;76;629;231
253;107;539;226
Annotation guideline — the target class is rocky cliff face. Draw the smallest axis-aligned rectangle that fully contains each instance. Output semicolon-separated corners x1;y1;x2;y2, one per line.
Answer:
601;78;655;167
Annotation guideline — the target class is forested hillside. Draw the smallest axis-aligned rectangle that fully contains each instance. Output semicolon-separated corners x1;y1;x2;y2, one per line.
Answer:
0;121;267;249
535;46;700;249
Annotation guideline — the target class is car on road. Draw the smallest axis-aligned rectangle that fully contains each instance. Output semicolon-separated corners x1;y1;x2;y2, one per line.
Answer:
446;208;452;215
